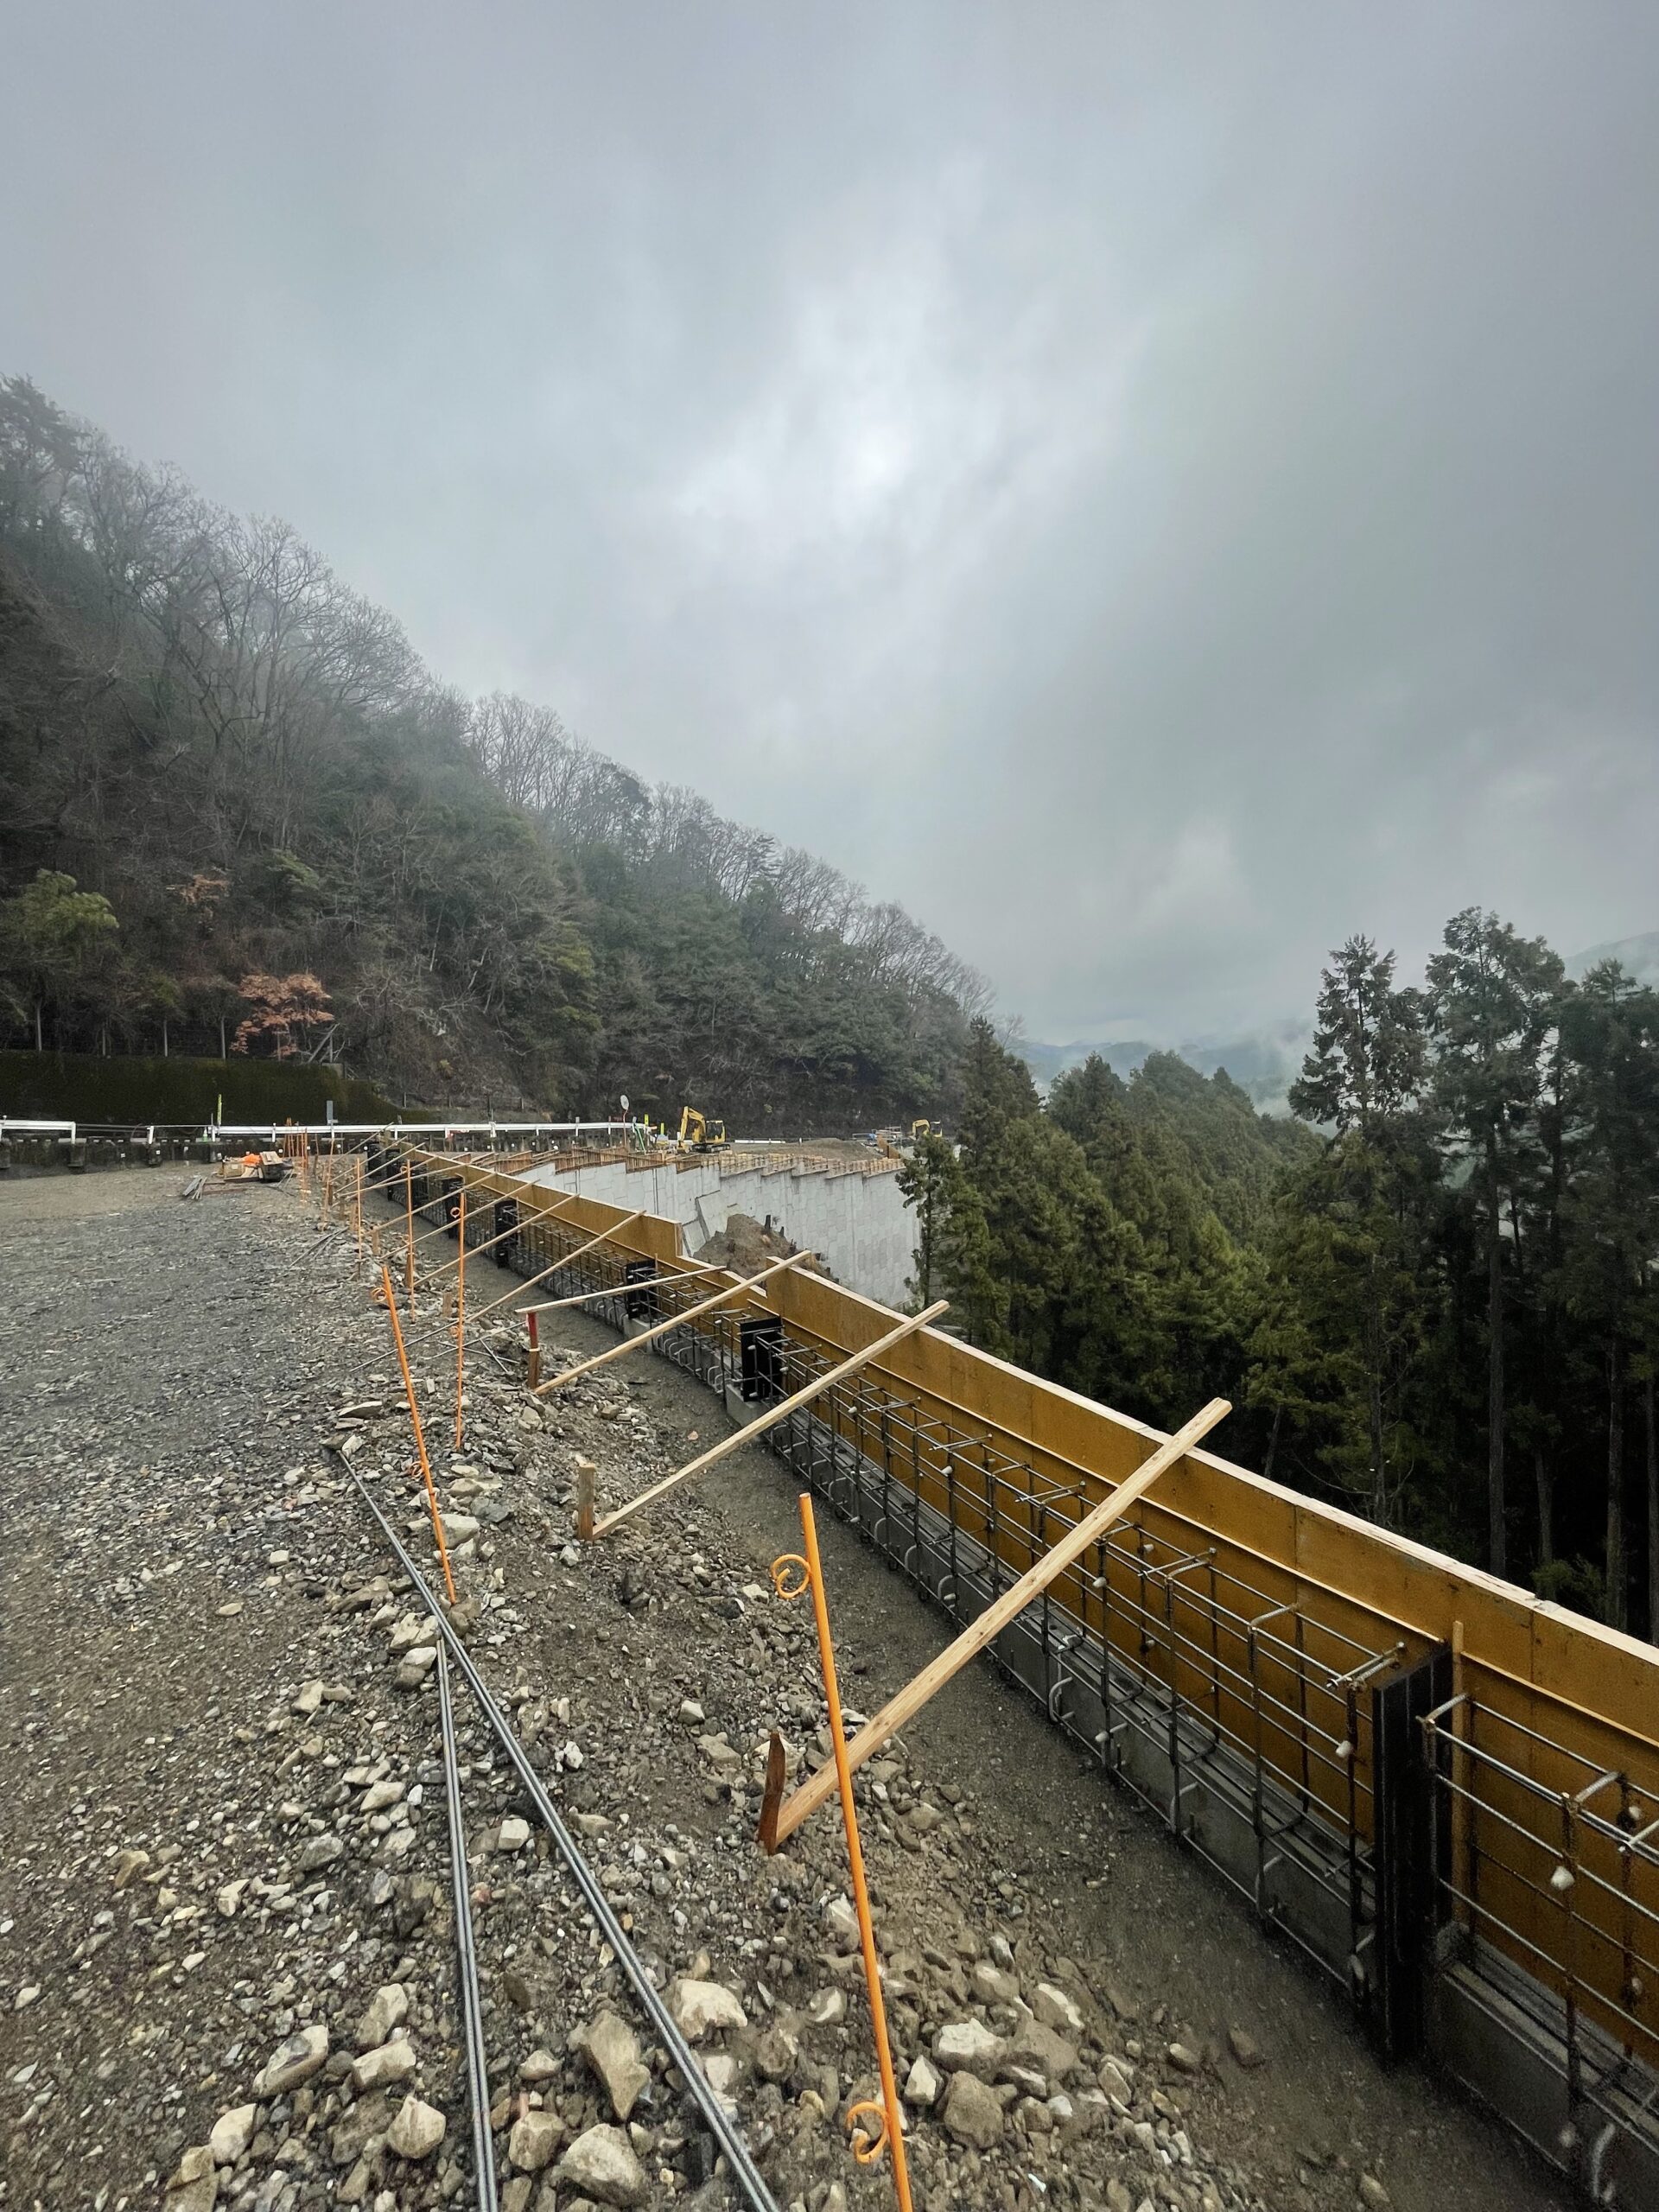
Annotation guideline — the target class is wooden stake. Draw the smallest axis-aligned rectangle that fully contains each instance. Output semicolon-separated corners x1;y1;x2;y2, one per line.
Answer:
404;1161;416;1301
593;1300;949;1537
534;1250;810;1397
760;1395;1230;1850
575;1458;596;1541
467;1211;648;1324
525;1309;541;1391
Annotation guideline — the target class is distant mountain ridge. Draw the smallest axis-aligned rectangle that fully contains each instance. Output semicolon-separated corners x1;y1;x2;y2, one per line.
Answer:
1023;931;1659;1108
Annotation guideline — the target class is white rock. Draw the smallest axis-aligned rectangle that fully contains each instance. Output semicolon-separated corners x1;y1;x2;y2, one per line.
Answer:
351;2036;417;2092
555;2121;650;2207
823;1893;861;1952
904;2054;942;2107
396;1648;437;1688
354;1983;410;2052
507;2107;563;2172
667;1976;748;2042
255;2024;329;2096
933;2019;1005;2079
209;2103;257;2164
387;2094;447;2160
1033;1981;1085;2036
360;1779;404;1814
576;2011;650;2122
497;1816;531;1852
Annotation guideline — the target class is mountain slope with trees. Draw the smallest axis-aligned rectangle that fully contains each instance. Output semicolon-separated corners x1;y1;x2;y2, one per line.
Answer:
0;375;985;1123
911;915;1659;1639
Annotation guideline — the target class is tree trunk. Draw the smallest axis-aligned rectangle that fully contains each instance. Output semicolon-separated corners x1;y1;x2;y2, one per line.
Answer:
1487;1159;1506;1578
1647;1370;1658;1646
1535;1446;1554;1567
34;999;42;1052
1263;1402;1283;1486
219;1016;227;1059
1607;1341;1627;1632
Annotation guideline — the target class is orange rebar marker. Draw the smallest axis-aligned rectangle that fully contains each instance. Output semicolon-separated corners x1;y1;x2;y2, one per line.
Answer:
772;1494;913;2212
379;1261;457;1605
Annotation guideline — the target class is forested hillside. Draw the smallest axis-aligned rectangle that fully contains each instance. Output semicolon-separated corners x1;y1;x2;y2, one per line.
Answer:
0;376;984;1122
911;914;1659;1637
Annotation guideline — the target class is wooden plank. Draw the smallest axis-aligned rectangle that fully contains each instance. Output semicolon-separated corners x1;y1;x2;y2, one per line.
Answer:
467;1211;646;1323
534;1251;810;1396
592;1300;950;1537
760;1396;1230;1850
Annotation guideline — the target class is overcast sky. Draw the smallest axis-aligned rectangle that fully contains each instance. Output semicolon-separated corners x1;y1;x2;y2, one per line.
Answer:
3;4;1656;1041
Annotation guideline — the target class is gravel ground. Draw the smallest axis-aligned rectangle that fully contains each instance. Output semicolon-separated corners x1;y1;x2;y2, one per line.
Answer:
0;1170;1573;2212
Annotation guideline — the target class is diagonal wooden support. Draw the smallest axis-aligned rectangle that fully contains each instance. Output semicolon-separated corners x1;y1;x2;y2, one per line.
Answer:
468;1211;646;1324
357;1145;425;1200
592;1300;949;1537
426;1191;580;1280
534;1250;809;1396
758;1395;1230;1852
519;1255;726;1317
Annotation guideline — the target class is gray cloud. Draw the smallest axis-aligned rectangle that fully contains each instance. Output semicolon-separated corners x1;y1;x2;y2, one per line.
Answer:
4;3;1656;1039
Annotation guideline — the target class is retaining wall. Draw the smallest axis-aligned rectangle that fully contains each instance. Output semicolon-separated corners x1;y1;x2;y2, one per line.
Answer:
517;1154;915;1306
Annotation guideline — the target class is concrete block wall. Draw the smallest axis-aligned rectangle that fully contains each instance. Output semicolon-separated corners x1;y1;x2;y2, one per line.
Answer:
518;1155;916;1307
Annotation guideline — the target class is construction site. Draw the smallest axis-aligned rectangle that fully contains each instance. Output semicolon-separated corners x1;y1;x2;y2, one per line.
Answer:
3;1125;1656;2212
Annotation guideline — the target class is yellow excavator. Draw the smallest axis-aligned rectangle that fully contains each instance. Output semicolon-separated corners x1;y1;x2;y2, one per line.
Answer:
678;1106;728;1152
911;1117;939;1141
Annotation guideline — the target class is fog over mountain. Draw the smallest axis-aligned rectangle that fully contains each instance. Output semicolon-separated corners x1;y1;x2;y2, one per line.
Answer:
2;7;1656;1037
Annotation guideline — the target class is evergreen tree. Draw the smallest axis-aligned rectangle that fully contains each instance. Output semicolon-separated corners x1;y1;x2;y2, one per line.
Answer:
1559;963;1659;1632
1425;908;1564;1575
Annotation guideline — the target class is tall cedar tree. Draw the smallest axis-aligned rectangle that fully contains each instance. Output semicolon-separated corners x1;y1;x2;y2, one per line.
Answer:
1425;909;1564;1576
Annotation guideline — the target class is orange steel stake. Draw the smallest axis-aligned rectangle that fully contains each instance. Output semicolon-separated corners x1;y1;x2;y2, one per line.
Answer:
380;1262;457;1605
453;1187;467;1452
772;1495;912;2212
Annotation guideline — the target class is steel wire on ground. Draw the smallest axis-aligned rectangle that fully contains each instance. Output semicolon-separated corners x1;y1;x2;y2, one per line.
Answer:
344;1465;785;2212
437;1643;499;2212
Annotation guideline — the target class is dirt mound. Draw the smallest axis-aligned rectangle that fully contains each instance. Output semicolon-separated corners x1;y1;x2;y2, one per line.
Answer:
693;1209;820;1274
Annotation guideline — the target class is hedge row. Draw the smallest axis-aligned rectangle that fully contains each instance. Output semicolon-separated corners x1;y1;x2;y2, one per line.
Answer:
0;1051;404;1127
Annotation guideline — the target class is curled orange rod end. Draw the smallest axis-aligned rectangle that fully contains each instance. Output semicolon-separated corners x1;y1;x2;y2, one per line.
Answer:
847;2099;889;2164
770;1553;811;1601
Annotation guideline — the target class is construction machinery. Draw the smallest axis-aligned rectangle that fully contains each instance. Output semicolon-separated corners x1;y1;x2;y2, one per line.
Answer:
910;1118;939;1141
217;1148;289;1184
677;1107;728;1153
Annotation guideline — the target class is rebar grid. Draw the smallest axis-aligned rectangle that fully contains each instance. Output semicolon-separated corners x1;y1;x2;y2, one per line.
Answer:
1422;1692;1659;2091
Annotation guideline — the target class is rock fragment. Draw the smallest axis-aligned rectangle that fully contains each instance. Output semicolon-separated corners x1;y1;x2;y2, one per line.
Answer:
387;2094;447;2160
555;2121;650;2207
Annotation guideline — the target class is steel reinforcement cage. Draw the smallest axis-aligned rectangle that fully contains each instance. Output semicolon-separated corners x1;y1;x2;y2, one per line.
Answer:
377;1147;1659;2207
